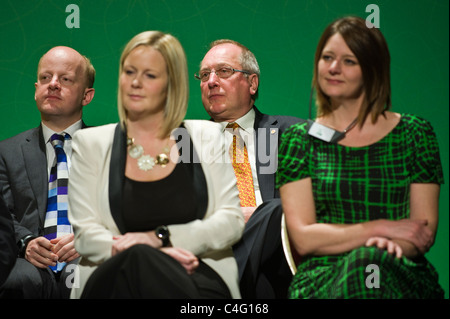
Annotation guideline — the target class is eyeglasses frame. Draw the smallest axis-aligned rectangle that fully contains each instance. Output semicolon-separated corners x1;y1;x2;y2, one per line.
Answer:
194;66;251;82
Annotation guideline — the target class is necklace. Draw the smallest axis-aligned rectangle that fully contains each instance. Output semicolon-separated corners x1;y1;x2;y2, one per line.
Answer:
127;137;170;171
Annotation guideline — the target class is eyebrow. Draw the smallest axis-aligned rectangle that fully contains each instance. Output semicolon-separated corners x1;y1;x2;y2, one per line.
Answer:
123;64;160;73
322;50;356;59
200;63;232;71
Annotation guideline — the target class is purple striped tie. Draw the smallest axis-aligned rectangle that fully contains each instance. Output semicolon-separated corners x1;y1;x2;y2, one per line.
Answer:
43;133;72;272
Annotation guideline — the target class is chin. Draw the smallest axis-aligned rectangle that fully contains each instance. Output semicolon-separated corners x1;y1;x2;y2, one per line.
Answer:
209;102;227;113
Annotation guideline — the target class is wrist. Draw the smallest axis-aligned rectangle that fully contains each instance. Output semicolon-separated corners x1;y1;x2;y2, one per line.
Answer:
155;225;171;247
371;219;391;238
18;234;36;258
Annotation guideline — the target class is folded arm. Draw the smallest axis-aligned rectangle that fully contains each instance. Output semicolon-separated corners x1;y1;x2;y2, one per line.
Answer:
280;178;438;259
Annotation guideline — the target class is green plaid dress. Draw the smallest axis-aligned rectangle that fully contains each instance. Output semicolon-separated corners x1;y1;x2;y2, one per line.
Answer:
276;114;444;298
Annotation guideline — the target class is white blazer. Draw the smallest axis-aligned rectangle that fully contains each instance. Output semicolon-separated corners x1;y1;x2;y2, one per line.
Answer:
68;120;244;298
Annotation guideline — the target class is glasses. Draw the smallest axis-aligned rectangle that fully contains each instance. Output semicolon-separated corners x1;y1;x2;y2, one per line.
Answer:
194;66;250;82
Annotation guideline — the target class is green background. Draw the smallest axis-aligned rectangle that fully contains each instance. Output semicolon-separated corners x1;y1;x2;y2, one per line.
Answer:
1;0;448;298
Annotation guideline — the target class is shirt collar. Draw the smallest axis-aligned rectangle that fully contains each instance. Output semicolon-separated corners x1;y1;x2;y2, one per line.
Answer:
42;120;82;143
219;108;255;133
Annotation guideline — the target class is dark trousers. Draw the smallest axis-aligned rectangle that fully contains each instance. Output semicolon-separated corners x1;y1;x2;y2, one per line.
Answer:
0;257;78;299
81;244;231;299
233;198;292;298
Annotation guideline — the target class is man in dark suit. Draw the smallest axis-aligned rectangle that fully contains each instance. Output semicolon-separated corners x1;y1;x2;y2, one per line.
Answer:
0;194;16;287
0;46;95;298
197;39;304;298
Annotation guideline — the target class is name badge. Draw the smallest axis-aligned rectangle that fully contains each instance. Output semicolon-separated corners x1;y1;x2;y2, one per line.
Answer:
307;120;345;144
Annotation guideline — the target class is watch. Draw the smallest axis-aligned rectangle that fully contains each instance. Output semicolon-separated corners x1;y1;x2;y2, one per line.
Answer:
18;234;36;258
155;225;170;247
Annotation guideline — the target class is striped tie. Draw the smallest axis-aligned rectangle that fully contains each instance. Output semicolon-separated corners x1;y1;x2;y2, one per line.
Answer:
43;133;72;272
227;123;256;207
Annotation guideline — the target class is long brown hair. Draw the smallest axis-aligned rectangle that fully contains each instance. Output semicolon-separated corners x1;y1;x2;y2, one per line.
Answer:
313;16;391;126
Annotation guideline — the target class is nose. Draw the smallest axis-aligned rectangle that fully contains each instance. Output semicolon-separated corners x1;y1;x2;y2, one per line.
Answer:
206;71;220;88
131;76;141;88
329;60;341;75
49;75;61;90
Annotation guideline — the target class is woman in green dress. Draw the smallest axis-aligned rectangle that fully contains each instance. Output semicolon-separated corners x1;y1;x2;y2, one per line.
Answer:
276;16;444;298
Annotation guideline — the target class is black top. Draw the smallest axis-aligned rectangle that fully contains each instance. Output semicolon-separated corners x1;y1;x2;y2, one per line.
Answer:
122;162;198;232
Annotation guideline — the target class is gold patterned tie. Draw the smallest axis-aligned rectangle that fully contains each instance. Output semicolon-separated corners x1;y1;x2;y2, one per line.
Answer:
226;123;256;207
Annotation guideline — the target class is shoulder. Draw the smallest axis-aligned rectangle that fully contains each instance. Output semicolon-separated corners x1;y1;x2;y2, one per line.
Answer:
181;120;225;163
273;115;306;128
398;113;436;136
73;123;118;140
72;123;118;151
281;120;309;138
278;121;312;156
254;108;305;131
0;127;40;147
182;120;223;140
400;113;432;127
183;119;221;131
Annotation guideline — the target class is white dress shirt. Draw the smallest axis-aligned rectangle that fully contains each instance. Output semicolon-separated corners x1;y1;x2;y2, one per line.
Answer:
42;120;82;176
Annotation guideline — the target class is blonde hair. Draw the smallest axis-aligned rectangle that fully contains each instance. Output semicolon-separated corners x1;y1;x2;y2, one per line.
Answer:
118;31;189;137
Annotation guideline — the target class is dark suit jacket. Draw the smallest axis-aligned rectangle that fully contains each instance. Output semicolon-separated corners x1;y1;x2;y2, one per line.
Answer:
0;122;88;243
234;106;304;298
253;106;305;201
0;193;16;286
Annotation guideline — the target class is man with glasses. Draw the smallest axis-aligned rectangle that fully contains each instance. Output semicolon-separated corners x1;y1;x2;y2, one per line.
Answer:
196;39;304;298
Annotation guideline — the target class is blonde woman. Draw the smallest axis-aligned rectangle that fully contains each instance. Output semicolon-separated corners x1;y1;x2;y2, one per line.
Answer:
68;31;244;298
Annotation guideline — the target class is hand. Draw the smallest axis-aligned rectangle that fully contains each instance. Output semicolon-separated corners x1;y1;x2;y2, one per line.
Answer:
160;247;199;275
25;236;58;268
385;219;433;254
366;237;403;258
50;233;80;263
241;206;257;223
112;231;160;256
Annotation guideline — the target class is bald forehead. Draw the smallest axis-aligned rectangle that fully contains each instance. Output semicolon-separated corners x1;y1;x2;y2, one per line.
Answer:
201;43;243;68
38;46;86;74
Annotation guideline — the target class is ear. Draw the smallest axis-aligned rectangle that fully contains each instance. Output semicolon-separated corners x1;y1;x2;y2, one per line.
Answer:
34;82;38;101
248;74;259;96
82;88;95;106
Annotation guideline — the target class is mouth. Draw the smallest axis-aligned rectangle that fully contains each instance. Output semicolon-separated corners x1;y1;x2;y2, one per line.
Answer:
208;93;224;100
325;78;344;85
45;95;62;100
128;94;145;100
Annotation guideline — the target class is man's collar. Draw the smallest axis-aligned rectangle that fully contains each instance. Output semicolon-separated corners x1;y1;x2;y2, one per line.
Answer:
219;108;255;132
42;119;82;143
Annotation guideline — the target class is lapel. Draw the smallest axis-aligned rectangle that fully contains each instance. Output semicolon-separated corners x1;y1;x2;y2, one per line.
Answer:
253;106;280;202
22;126;48;224
109;124;128;234
108;123;209;234
175;124;208;220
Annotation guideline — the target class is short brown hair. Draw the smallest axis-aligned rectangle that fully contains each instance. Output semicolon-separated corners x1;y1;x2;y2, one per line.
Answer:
83;55;95;88
313;16;391;126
